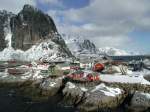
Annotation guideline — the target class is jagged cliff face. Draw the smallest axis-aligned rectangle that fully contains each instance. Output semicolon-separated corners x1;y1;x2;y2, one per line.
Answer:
0;11;14;51
0;5;72;60
10;5;57;50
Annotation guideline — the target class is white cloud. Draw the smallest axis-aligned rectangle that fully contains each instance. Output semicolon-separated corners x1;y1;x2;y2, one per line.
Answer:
47;0;150;51
0;0;36;13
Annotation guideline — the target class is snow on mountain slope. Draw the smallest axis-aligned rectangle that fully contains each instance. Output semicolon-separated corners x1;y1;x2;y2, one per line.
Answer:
62;34;82;54
0;16;66;61
0;5;72;62
99;47;130;56
0;40;66;61
62;34;98;57
62;34;132;57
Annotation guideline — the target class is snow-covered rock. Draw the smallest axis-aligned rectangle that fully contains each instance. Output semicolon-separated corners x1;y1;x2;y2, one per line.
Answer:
79;83;125;111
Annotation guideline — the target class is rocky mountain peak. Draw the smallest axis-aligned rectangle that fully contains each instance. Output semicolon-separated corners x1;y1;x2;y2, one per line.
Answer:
22;4;37;12
0;5;72;61
79;39;97;53
10;4;58;50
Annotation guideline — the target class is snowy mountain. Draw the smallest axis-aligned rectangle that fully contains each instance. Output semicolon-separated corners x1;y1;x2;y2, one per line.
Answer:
62;34;98;57
99;47;130;56
62;34;132;57
0;5;72;61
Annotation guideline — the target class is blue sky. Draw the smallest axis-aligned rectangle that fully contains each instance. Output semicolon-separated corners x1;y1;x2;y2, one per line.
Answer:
0;0;150;54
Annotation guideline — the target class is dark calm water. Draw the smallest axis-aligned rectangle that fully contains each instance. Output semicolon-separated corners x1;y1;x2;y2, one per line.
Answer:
0;87;149;112
0;87;77;112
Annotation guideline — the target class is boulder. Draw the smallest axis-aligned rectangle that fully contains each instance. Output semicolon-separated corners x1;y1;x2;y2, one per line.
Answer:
79;83;125;112
129;91;150;112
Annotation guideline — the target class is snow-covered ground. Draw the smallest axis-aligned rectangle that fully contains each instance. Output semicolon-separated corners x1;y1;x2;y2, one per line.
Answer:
100;74;150;85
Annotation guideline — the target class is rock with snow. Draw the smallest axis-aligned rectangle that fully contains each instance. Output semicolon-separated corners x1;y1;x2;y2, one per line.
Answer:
129;92;150;112
79;83;125;111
